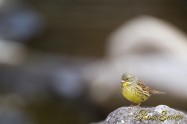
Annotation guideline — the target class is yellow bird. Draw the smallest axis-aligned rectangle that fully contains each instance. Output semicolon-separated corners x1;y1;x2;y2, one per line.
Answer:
121;73;165;106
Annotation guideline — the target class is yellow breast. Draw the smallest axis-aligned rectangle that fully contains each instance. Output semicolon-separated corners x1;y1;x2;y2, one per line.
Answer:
121;83;149;104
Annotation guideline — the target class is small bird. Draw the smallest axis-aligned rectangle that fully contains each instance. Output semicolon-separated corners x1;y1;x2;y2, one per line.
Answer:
121;73;165;106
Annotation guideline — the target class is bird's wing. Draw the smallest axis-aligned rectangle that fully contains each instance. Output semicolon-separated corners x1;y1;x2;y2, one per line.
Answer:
137;80;152;92
138;80;165;94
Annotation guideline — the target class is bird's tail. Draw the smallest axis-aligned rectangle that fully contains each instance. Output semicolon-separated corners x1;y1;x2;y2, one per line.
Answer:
150;90;165;94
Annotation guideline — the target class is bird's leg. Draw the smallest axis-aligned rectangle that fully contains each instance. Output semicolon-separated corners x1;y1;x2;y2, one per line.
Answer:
137;103;141;107
130;103;136;107
130;103;141;107
130;104;134;107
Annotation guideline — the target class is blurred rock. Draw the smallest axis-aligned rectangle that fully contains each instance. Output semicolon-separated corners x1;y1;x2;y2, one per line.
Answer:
107;16;187;58
52;67;85;99
24;55;91;100
0;41;26;65
0;0;44;42
0;65;50;103
0;55;92;104
102;105;187;124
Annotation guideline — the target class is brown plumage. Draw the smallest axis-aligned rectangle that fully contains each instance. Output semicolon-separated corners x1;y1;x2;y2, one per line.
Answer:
137;81;165;95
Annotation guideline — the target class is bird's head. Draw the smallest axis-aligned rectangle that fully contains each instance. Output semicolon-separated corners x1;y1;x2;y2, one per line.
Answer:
121;73;135;82
121;73;136;87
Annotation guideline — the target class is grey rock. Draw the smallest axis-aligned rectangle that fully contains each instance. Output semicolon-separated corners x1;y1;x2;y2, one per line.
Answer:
104;105;187;124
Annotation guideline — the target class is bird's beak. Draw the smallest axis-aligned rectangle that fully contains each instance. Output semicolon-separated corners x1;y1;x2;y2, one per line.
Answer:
121;80;125;83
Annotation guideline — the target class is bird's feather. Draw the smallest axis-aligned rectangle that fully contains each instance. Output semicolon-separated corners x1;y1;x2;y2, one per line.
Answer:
137;80;165;94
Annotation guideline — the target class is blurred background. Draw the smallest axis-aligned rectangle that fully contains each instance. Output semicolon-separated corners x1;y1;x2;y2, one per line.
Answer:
0;0;187;124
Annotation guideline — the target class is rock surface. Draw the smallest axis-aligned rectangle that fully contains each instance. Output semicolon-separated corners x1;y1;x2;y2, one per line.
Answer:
95;105;187;124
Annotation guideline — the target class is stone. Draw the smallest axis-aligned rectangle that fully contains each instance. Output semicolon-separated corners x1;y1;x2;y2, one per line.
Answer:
94;105;187;124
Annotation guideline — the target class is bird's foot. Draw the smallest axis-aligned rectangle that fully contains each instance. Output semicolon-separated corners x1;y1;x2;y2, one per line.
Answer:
130;103;141;108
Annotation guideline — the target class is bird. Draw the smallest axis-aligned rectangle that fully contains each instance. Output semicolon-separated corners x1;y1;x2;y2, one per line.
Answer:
121;73;165;106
